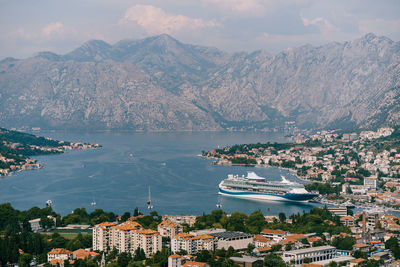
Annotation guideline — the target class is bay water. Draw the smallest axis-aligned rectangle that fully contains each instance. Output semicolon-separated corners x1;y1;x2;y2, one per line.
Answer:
0;131;320;216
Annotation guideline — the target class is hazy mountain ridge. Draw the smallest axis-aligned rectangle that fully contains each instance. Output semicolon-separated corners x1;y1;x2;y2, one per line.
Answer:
0;33;399;131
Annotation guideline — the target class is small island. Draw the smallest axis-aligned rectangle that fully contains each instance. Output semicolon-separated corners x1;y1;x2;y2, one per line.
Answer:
0;128;100;177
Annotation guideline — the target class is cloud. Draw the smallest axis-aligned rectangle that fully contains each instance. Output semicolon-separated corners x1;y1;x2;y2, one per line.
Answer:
119;5;220;35
15;22;74;41
42;22;65;37
201;0;266;16
301;16;339;34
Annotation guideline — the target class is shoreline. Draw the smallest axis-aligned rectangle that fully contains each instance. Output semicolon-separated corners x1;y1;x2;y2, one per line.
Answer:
200;154;310;183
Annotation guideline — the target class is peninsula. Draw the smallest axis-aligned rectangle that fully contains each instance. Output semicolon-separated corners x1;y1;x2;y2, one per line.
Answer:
0;127;100;177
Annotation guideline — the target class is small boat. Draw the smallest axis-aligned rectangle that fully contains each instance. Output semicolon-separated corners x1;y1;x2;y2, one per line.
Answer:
147;186;153;210
216;196;222;208
91;201;96;206
46;200;53;207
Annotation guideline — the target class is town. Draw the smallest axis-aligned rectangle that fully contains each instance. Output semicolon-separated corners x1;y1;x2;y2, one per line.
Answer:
2;201;400;267
203;127;400;212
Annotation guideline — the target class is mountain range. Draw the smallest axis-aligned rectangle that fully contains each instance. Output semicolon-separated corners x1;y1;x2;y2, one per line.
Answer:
0;33;399;131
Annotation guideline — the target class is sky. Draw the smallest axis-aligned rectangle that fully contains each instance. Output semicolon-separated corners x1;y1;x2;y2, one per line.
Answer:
0;0;399;59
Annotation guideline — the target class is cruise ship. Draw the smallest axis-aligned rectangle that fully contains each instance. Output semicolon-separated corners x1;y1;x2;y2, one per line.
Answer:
218;172;318;202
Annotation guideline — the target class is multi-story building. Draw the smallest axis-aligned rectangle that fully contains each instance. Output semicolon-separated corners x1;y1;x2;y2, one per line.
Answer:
283;245;337;265
168;254;182;267
191;235;216;254
171;233;216;254
172;233;195;253
158;219;183;239
112;221;142;253
136;229;162;257
29;218;42;233
93;221;161;257
367;213;380;229
92;222;116;251
327;206;348;217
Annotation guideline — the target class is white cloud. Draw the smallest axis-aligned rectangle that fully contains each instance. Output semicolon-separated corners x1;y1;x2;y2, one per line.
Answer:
301;15;339;34
119;5;220;35
202;0;266;16
42;22;65;37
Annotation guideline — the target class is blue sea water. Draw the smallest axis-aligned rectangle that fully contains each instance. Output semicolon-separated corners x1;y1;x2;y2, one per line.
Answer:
0;131;320;216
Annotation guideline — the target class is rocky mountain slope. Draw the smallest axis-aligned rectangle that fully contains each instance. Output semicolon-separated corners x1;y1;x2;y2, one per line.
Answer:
0;33;398;131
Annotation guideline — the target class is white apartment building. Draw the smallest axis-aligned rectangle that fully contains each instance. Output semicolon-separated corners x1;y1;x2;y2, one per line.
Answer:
93;221;162;257
112;221;142;253
172;233;195;253
136;229;162;256
168;254;182;267
158;219;183;239
171;233;216;254
92;222;116;251
191;235;216;253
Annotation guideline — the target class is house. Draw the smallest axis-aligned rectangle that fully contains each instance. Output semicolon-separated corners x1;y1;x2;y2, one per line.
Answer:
253;235;272;247
340;216;355;227
253;246;271;254
72;249;99;260
47;248;73;262
260;229;287;242
349;258;366;267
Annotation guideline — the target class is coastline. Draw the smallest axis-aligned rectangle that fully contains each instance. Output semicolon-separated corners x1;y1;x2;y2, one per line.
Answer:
200;154;310;183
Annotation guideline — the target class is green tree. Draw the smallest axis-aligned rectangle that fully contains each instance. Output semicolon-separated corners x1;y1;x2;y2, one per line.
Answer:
18;253;33;267
117;252;131;267
278;212;286;223
247;243;255;253
133;248;146;261
121;212;131;222
246;210;265;233
332;236;355;250
264;254;285;267
227;212;248;232
385;236;400;259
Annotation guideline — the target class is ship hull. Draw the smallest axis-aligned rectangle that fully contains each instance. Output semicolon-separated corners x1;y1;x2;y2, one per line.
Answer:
218;186;317;202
